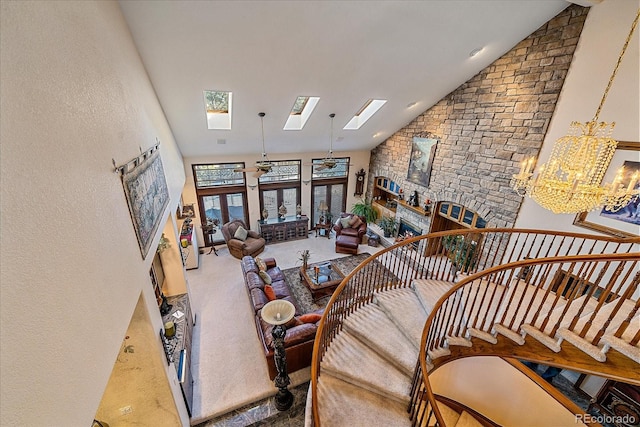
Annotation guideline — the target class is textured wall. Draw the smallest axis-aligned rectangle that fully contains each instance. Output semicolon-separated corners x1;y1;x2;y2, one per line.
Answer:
370;5;588;228
0;1;186;425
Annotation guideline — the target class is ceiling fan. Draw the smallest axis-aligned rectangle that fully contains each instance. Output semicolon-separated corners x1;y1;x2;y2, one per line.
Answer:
306;113;349;171
235;112;273;178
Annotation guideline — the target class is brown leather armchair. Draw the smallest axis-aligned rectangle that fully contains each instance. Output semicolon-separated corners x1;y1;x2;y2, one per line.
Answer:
221;219;266;259
333;213;368;240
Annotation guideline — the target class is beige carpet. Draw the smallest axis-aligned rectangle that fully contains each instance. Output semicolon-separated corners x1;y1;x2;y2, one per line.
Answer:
186;232;383;425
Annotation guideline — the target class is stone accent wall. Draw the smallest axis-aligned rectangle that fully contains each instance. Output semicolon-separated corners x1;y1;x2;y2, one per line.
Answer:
369;5;588;229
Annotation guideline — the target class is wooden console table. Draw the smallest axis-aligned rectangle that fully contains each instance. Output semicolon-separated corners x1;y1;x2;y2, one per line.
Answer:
258;215;309;244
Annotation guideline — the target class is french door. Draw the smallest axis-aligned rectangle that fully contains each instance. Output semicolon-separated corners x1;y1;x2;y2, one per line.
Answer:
197;191;248;245
312;181;346;225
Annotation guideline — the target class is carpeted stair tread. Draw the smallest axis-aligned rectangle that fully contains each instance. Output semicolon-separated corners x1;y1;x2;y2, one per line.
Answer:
468;328;497;344
602;334;640;363
521;324;562;352
530;294;598;335
493;323;525;345
374;288;427;348
343;303;418;376
572;298;636;342
321;330;412;404
455;411;485;427
556;328;607;362
420;402;461;426
459;280;505;331
495;280;559;329
412;279;455;313
317;374;411;427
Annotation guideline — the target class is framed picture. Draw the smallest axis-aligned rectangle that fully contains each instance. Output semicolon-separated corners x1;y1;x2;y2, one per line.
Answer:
407;134;438;188
121;149;170;258
182;204;195;218
573;141;640;238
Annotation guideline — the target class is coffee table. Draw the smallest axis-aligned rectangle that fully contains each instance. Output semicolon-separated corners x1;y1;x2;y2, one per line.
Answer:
299;261;346;301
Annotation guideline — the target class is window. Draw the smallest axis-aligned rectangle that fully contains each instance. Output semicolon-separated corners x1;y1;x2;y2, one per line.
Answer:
283;96;320;130
203;90;232;130
259;160;301;219
311;157;349;225
343;99;387;130
193;163;248;245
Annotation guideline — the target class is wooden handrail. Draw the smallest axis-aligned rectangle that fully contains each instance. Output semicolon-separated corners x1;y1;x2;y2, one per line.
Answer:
311;228;639;427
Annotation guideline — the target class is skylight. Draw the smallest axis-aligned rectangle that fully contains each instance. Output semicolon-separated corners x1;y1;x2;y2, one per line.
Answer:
204;90;232;130
283;96;320;130
343;99;387;130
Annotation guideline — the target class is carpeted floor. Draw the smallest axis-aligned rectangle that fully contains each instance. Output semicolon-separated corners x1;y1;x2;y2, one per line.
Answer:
186;234;383;425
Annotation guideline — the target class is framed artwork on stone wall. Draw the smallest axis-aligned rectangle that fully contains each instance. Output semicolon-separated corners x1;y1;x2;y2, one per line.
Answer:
573;141;640;238
407;134;439;188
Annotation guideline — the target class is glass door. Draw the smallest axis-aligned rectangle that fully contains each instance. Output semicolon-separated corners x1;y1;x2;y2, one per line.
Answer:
198;192;247;245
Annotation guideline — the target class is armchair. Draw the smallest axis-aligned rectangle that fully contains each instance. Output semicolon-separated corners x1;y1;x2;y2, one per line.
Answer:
333;213;368;240
333;213;367;254
221;219;266;259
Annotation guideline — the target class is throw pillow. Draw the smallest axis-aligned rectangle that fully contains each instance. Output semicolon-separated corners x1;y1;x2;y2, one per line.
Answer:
299;313;322;324
259;270;272;285
234;225;248;241
263;285;276;301
255;257;267;272
340;217;351;228
348;216;363;229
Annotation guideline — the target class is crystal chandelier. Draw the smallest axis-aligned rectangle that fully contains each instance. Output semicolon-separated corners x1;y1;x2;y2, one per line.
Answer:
512;10;640;214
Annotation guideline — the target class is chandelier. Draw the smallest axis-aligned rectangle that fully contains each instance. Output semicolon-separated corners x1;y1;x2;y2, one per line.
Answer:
512;10;640;214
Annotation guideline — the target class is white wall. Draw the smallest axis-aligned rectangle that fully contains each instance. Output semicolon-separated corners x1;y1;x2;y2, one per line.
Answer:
0;1;187;425
515;0;640;233
430;357;586;426
181;150;371;242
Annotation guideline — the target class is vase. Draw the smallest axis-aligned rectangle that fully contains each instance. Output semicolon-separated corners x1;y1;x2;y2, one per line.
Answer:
262;208;269;222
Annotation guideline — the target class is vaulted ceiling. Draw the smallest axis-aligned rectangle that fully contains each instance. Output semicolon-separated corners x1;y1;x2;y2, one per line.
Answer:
119;1;577;158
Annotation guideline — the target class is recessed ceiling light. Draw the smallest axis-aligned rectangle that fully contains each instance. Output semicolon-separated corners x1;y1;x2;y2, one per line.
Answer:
469;47;484;58
373;132;380;138
406;102;418;109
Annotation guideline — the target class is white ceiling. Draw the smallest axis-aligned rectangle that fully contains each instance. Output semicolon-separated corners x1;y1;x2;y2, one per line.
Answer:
119;1;574;158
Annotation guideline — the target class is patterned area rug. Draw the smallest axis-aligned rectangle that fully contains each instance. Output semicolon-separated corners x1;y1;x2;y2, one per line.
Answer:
282;252;401;313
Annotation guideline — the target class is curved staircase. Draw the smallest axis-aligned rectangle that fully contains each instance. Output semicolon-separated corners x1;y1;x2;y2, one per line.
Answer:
311;229;640;426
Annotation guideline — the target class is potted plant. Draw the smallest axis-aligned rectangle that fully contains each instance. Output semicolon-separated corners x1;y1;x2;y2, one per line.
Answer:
298;249;311;270
351;198;378;224
378;216;398;238
442;234;478;274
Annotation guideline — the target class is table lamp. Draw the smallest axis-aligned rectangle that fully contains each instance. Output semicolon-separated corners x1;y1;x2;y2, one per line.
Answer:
260;299;296;410
318;200;328;224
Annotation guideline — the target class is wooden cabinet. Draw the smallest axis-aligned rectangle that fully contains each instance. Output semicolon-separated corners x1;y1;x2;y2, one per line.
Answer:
373;176;401;218
258;215;309;244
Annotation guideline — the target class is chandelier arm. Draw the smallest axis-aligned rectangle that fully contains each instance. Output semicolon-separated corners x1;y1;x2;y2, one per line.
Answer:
592;9;639;123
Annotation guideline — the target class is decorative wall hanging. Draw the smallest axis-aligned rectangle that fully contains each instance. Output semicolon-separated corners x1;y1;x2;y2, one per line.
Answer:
573;141;640;237
407;134;439;188
115;143;170;259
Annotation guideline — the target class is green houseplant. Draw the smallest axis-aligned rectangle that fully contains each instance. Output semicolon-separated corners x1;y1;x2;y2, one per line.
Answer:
351;198;378;224
442;234;478;274
378;215;398;238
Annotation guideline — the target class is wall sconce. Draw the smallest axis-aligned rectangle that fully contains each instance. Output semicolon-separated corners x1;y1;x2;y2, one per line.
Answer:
302;180;311;186
248;184;257;190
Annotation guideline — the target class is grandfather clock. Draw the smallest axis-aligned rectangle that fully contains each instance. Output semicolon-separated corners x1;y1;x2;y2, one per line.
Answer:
354;168;366;196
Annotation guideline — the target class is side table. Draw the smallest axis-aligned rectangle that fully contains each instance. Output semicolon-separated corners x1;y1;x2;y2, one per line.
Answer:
315;223;332;238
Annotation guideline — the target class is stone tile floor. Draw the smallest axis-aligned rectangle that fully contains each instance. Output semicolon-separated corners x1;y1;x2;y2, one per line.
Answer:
195;382;308;427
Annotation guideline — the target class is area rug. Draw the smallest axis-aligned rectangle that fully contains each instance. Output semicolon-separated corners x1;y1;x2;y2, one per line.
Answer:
283;252;401;313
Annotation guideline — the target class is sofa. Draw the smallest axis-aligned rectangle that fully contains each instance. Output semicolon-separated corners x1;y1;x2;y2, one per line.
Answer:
333;213;368;254
222;219;266;259
240;255;324;379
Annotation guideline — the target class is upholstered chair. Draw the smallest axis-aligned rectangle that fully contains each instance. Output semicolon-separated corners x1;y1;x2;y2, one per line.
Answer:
221;219;266;259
